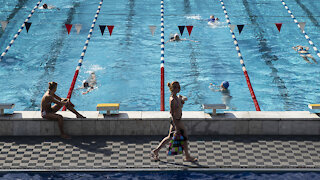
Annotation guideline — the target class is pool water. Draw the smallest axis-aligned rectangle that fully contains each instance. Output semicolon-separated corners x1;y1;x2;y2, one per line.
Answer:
1;0;320;111
0;171;320;180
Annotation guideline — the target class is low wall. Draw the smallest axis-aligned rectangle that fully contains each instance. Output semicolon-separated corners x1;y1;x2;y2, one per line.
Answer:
0;111;319;136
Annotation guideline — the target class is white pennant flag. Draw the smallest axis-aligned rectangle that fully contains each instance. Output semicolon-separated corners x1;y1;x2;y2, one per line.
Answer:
1;21;9;31
74;24;82;34
149;25;156;36
298;22;306;32
229;24;235;32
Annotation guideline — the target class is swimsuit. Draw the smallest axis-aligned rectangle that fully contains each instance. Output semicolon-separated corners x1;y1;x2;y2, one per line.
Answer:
208;18;215;22
298;48;310;57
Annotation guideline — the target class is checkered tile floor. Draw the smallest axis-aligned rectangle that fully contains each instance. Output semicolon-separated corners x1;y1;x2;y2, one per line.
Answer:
0;136;319;170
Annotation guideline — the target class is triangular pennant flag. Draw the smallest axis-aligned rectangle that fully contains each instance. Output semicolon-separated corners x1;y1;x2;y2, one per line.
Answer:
237;25;244;34
299;22;306;32
275;23;282;32
178;26;185;36
186;26;193;36
99;25;106;36
149;25;156;36
107;25;114;36
65;24;72;34
229;24;236;32
1;21;9;31
74;24;82;34
25;22;32;33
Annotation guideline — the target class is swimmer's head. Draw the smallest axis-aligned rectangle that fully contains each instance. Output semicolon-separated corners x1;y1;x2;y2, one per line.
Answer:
168;81;180;93
83;80;89;88
48;81;57;91
210;15;215;19
174;33;180;40
221;81;229;89
43;4;48;9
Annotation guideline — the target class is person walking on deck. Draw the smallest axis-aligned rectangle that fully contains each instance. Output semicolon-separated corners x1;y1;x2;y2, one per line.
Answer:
151;81;197;162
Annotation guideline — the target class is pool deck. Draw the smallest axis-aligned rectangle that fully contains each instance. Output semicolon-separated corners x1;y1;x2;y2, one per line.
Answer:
0;135;319;171
0;110;320;171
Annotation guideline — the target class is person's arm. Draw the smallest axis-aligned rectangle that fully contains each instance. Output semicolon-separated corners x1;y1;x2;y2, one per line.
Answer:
292;46;297;51
49;96;66;106
304;46;310;50
53;94;62;101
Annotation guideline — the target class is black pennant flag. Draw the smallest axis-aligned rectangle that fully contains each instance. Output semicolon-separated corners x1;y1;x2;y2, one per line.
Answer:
25;22;32;33
178;26;185;36
237;25;244;35
99;25;106;36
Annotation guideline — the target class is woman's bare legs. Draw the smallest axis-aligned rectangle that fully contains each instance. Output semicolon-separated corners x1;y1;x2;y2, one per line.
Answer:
151;125;174;160
43;113;69;139
174;120;197;162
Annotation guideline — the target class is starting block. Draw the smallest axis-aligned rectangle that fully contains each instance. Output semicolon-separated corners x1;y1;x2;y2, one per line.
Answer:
97;103;119;115
308;104;320;110
202;104;226;115
0;103;15;115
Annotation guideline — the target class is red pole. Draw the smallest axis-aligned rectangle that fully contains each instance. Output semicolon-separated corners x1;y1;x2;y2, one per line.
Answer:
160;67;165;111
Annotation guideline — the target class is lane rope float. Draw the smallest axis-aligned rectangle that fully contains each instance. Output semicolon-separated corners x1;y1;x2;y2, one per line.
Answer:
0;0;43;61
160;0;165;111
219;0;261;111
62;0;104;111
280;0;320;58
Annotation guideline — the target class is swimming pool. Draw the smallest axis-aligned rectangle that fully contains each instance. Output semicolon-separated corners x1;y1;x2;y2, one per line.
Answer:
1;0;320;111
1;171;320;180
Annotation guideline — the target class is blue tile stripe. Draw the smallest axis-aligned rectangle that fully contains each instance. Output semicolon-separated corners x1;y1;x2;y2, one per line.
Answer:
0;0;43;61
280;0;320;57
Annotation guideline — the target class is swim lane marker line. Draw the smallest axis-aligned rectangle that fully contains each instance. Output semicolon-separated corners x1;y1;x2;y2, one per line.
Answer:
62;0;103;111
280;0;320;58
0;0;43;61
160;0;165;111
219;0;261;111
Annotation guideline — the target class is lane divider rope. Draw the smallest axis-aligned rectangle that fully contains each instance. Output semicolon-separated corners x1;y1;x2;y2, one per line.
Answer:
219;0;261;111
62;0;103;111
0;0;43;61
280;0;320;58
160;0;165;111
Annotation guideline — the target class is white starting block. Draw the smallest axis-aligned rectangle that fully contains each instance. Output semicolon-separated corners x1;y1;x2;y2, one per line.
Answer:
97;103;120;115
0;103;15;115
308;104;320;110
202;104;226;115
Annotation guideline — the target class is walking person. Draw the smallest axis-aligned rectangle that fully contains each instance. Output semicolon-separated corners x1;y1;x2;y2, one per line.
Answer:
151;81;197;162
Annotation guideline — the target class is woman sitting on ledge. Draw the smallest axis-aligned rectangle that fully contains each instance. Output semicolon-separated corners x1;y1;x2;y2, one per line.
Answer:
41;82;85;139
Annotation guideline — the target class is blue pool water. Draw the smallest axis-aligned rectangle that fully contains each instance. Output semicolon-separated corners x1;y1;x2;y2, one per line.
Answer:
1;171;320;180
1;0;320;111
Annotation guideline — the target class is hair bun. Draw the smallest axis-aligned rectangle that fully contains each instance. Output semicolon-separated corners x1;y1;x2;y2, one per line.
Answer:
167;82;171;87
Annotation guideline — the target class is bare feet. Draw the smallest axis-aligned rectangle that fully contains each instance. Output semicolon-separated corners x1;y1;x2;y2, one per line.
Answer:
184;156;198;162
150;150;160;161
76;114;86;118
60;134;71;140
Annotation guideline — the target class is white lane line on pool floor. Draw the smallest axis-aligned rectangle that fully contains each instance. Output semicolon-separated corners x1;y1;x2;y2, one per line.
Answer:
280;0;320;58
0;0;43;61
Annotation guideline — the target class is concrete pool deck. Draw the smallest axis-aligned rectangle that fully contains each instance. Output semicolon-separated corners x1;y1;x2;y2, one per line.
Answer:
0;111;319;136
0;111;319;171
0;135;319;171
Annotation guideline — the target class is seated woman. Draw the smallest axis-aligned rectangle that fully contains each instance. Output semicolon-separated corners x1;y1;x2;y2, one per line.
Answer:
41;82;85;139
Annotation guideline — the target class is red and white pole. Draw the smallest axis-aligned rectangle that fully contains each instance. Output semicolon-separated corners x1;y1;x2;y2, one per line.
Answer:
160;0;165;111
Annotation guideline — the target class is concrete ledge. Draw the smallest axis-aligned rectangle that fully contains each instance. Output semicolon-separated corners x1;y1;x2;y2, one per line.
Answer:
0;111;319;135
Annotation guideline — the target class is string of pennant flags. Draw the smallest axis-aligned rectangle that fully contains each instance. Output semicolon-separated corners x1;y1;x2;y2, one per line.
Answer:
0;20;307;35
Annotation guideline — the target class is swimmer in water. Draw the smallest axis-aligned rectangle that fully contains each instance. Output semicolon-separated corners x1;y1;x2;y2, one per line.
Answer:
209;81;233;109
166;33;198;43
79;72;97;95
38;3;60;10
292;45;317;64
208;15;219;23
